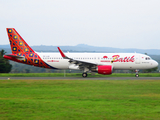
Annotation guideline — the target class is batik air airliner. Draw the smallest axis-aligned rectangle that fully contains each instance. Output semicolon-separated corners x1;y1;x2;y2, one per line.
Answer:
3;28;158;77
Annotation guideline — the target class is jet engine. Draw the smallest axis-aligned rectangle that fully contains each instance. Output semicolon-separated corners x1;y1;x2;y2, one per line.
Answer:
91;65;112;75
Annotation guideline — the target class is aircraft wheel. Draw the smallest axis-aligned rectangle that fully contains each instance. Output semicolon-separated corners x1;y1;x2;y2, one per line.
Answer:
82;73;87;78
135;74;139;77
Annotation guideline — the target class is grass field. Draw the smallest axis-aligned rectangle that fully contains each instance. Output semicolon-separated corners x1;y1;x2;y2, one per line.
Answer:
0;79;160;120
0;73;160;77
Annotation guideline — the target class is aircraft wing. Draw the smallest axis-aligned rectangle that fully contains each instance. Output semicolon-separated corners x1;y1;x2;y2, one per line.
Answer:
57;47;97;70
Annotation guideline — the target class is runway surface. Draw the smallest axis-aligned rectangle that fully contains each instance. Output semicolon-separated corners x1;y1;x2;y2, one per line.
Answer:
0;77;160;80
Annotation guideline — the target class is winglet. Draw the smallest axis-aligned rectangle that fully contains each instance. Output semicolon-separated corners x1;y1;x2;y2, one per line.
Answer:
57;47;68;59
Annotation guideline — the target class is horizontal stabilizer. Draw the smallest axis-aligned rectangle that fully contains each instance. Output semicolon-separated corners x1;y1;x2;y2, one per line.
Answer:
3;54;25;60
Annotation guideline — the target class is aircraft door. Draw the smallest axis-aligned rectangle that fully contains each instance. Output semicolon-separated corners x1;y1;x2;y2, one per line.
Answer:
135;55;140;64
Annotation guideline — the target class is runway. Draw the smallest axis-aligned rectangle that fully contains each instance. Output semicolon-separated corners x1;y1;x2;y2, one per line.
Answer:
0;77;160;80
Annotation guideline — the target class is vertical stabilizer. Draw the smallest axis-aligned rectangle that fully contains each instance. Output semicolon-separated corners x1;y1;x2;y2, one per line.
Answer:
6;28;34;55
5;28;56;69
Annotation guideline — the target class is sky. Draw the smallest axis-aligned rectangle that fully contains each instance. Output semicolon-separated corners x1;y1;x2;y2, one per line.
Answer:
0;0;160;49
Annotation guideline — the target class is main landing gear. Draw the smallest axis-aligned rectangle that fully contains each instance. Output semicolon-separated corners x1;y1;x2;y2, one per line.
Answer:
135;70;139;77
82;73;88;78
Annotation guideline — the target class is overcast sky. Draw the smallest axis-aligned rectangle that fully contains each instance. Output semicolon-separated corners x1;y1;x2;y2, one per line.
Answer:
0;0;160;49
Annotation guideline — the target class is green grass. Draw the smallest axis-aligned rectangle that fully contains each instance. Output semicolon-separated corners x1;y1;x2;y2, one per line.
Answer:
0;73;160;77
0;80;160;119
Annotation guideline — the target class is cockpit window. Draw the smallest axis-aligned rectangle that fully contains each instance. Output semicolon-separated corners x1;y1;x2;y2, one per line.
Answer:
145;57;151;60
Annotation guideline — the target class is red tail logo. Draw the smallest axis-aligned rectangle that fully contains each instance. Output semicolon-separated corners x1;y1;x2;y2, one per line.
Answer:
7;28;34;55
6;28;54;69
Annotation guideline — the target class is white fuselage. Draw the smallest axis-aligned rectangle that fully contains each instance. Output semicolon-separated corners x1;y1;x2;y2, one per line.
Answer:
38;52;158;70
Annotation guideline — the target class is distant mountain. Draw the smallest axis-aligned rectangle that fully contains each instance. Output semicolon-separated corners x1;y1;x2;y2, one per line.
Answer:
0;45;10;48
0;44;160;55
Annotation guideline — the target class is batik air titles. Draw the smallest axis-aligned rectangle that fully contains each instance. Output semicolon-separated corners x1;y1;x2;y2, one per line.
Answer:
4;28;158;77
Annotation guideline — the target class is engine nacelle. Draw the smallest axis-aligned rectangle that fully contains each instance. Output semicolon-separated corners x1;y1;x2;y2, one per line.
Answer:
91;65;112;75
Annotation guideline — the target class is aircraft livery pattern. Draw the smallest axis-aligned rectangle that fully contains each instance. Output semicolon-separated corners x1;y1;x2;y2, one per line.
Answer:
6;28;56;69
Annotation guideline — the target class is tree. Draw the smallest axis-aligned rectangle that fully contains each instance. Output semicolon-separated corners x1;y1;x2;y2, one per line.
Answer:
25;69;30;73
142;67;158;73
0;49;12;73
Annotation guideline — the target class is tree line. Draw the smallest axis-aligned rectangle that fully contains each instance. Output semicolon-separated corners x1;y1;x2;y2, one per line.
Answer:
0;49;12;73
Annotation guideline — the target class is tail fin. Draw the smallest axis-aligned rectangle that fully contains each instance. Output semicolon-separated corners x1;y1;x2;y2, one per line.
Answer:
6;28;34;55
5;28;56;69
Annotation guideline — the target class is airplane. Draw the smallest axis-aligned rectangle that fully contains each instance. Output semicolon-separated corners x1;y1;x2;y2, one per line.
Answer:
3;28;158;77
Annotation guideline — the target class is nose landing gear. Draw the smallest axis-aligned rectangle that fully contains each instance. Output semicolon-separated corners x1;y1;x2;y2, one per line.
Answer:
135;74;139;77
135;70;139;77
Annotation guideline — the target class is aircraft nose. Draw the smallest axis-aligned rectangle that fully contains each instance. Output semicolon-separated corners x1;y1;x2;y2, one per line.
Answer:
153;60;158;68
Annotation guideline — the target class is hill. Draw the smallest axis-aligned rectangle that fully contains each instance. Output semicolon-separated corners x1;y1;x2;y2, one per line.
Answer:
1;44;160;55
